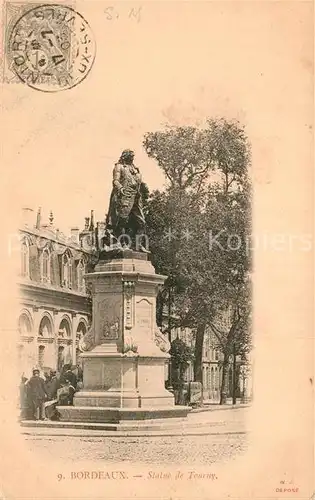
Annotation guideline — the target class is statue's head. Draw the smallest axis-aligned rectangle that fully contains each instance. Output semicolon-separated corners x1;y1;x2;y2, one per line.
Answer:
119;149;134;164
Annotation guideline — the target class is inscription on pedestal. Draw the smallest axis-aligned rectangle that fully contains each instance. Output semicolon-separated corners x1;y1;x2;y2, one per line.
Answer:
136;299;153;333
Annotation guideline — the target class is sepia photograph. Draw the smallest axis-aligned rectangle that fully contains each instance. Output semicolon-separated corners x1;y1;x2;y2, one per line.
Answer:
0;1;313;499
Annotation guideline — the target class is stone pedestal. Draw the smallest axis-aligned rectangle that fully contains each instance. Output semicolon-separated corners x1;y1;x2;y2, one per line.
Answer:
58;250;190;423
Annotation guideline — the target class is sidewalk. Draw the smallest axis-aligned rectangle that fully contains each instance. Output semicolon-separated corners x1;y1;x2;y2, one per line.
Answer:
20;405;249;438
191;402;250;413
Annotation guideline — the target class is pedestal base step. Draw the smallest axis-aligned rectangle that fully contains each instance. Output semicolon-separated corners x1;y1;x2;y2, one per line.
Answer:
21;417;192;432
57;405;191;424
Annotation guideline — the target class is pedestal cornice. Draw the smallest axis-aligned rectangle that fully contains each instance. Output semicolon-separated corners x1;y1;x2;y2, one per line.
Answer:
86;271;167;285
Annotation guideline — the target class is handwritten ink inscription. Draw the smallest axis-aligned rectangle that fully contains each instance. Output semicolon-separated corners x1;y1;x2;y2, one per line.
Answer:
104;6;142;23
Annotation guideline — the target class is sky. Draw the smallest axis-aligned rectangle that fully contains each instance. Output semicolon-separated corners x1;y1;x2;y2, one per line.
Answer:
2;1;312;234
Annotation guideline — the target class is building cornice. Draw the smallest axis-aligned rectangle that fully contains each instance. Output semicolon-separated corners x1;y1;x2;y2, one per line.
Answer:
19;227;93;255
57;338;73;345
18;280;92;315
36;337;54;344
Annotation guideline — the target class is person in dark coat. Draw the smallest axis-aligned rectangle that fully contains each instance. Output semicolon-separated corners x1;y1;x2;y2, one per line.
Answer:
63;366;77;390
44;372;51;397
26;369;48;420
57;381;75;406
44;370;60;421
59;364;70;384
19;376;29;420
73;363;83;383
45;370;59;400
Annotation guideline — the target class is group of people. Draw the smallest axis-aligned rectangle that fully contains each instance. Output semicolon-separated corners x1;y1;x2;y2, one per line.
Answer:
19;364;83;421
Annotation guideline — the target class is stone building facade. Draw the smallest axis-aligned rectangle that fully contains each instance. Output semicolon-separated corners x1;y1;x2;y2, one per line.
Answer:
170;325;252;402
18;208;95;377
201;328;252;402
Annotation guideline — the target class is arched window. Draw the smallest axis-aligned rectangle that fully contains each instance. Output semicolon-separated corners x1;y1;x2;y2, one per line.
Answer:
76;321;87;364
18;312;32;335
58;318;71;338
62;253;72;289
77;260;85;293
21;240;30;278
38;315;53;337
41;248;51;283
76;321;87;340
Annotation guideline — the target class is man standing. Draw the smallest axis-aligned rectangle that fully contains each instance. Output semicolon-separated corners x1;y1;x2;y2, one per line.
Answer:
26;369;47;420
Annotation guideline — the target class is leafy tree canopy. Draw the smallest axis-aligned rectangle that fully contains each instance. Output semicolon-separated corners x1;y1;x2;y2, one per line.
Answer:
143;118;252;385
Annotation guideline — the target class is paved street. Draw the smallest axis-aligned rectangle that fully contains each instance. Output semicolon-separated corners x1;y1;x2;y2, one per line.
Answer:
22;407;249;466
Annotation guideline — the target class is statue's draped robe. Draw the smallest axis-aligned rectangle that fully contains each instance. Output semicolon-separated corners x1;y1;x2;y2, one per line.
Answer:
106;162;145;237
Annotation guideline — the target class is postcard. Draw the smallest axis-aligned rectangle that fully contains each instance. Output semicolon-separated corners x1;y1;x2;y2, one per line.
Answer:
0;1;313;499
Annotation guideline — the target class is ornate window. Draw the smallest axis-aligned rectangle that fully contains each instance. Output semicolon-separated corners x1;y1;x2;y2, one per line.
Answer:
41;248;51;283
58;318;71;338
77;260;85;293
38;315;53;337
21;241;30;278
76;321;87;340
76;321;87;364
18;312;32;336
62;253;72;288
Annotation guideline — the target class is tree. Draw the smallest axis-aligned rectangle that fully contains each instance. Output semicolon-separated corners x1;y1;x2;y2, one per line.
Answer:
145;187;204;332
144;126;215;193
176;175;252;392
208;281;252;404
143;119;252;401
143;125;214;335
202;124;252;402
204;118;250;194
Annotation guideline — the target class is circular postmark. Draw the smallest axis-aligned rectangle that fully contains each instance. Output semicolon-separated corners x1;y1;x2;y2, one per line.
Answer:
7;4;96;92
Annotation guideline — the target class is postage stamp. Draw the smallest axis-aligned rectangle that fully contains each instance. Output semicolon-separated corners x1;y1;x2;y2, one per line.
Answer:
3;2;96;91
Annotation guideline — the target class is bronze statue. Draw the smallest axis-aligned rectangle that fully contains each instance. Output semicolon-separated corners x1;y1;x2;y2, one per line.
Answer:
105;150;149;251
